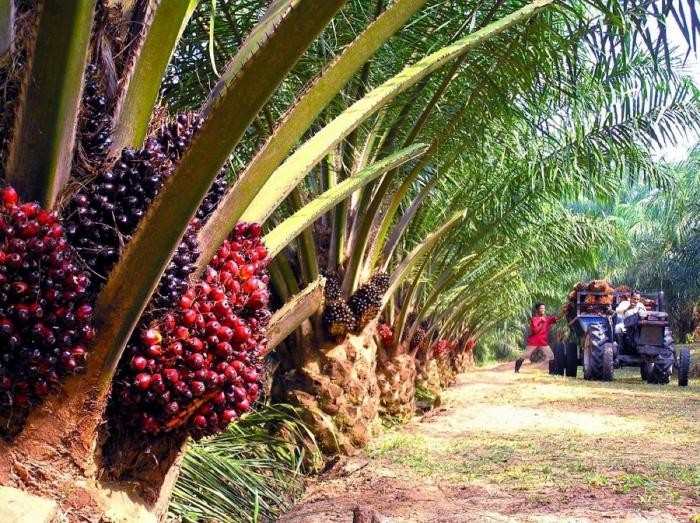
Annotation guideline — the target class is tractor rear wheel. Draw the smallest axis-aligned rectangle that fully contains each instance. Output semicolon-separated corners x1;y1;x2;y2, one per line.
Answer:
584;324;613;381
640;362;650;381
552;342;565;375
565;342;578;377
598;343;614;381
678;348;690;387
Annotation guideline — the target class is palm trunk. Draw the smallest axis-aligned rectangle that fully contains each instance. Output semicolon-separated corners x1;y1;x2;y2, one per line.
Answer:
376;343;417;417
274;322;382;453
452;338;476;373
0;369;184;521
415;356;442;396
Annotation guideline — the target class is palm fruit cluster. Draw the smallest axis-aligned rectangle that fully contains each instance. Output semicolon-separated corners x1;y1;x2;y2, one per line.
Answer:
114;223;270;438
410;328;427;351
465;337;476;352
197;171;228;221
322;271;342;301
433;339;449;358
371;272;390;295
348;272;390;330
377;322;394;349
403;311;418;339
408;317;428;352
78;64;113;161
64;113;228;312
322;301;357;340
321;271;356;339
65;114;202;279
0;187;95;433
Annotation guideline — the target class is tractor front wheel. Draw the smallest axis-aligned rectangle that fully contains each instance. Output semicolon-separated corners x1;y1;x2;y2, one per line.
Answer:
648;360;672;385
678;348;690;387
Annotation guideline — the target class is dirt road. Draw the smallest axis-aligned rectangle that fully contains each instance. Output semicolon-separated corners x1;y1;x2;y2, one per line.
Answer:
280;359;700;522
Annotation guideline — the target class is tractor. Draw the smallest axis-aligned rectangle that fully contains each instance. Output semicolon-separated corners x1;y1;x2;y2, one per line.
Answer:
551;290;690;386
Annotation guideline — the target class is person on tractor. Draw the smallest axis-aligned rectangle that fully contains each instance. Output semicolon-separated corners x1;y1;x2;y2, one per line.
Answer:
614;291;646;334
515;303;566;373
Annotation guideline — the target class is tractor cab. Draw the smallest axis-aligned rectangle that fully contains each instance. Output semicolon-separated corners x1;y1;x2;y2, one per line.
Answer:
613;292;669;359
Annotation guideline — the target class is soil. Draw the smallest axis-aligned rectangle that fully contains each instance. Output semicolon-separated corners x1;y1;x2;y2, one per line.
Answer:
280;358;700;522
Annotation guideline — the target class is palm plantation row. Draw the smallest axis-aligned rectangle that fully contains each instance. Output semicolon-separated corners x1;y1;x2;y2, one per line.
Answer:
0;0;698;520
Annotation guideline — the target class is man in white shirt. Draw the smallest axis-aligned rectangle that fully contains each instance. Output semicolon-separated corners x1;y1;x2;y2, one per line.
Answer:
614;291;646;335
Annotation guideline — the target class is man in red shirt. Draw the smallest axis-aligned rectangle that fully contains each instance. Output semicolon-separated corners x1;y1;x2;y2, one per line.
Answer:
515;302;565;373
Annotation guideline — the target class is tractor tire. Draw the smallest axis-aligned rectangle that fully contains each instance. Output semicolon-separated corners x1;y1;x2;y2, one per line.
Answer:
643;362;654;383
553;342;565;375
565;341;578;378
584;324;613;381
598;343;614;381
648;361;671;384
678;348;690;387
640;363;649;381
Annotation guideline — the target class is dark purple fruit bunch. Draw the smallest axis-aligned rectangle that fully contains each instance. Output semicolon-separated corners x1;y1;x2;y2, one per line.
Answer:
322;271;343;302
369;272;390;296
65;140;174;281
0;187;95;427
322;301;357;339
78;64;113;159
410;326;427;351
402;311;426;351
64;113;226;312
156;113;204;160
348;272;390;331
114;223;270;439
65;116;197;281
403;311;418;338
348;287;379;331
197;170;228;221
152;218;201;312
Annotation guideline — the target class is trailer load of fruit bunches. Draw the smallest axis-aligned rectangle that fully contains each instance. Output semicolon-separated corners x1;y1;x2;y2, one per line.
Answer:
565;280;624;318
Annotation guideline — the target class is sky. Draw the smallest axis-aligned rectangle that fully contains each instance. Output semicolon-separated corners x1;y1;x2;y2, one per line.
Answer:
655;23;700;162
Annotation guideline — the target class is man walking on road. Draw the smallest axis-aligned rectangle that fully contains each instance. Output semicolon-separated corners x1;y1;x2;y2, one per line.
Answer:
515;303;565;373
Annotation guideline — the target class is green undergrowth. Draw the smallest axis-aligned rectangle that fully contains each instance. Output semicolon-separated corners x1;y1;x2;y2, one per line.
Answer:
415;384;438;405
169;403;321;523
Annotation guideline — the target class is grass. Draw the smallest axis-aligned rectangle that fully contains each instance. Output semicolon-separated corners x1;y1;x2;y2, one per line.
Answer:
368;363;700;518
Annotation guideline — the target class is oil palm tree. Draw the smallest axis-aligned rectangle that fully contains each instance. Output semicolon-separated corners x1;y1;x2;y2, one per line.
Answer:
0;0;697;520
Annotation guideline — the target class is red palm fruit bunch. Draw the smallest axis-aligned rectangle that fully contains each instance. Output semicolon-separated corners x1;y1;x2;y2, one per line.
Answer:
0;187;95;434
465;337;476;352
377;322;394;349
433;339;449;358
114;223;270;439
